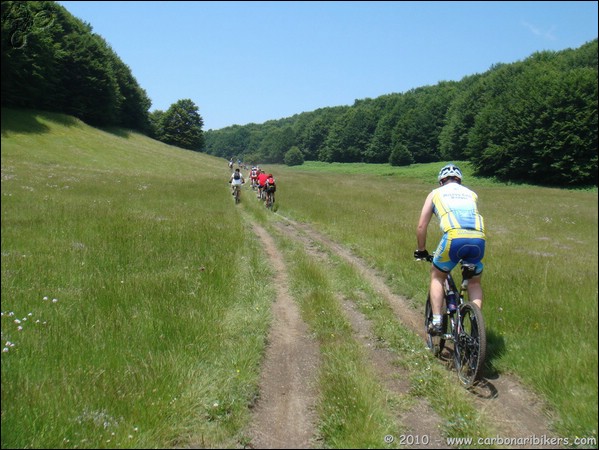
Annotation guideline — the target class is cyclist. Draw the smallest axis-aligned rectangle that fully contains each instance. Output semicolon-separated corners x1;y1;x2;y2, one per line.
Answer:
229;168;245;196
265;173;276;206
257;169;268;200
249;166;259;190
414;164;486;336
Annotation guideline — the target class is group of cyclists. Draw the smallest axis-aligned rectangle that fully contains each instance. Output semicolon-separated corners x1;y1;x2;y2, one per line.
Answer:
228;162;276;207
229;159;486;341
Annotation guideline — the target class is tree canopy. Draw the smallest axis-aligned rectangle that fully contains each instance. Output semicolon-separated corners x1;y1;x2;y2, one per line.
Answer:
204;40;597;187
1;1;151;132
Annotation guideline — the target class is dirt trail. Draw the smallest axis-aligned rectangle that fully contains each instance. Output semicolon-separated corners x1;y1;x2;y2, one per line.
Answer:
245;224;320;449
245;215;561;449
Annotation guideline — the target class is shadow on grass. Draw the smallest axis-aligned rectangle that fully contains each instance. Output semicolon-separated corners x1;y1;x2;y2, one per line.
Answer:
1;108;133;138
1;107;78;135
482;328;506;380
99;126;132;138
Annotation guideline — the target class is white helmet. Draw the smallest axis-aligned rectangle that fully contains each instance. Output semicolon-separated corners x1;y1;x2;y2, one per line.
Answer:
437;164;462;183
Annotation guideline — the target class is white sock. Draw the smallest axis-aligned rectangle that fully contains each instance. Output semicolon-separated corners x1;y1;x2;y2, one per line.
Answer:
433;314;442;326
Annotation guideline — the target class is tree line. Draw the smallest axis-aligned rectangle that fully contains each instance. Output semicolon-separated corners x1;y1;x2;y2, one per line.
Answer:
1;1;152;131
2;1;596;187
204;39;597;187
1;0;204;150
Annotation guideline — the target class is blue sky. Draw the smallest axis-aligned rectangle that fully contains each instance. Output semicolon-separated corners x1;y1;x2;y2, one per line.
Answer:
57;1;598;130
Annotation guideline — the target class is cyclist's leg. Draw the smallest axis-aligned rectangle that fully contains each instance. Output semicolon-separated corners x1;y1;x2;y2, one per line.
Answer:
429;267;447;317
468;276;483;309
431;234;455;317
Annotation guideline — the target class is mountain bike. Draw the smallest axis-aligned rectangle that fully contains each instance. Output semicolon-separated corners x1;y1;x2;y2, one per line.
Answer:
418;254;487;387
232;183;243;204
265;188;275;210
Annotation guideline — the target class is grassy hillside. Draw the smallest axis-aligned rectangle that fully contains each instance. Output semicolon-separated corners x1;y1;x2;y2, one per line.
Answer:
2;108;597;448
2;108;276;448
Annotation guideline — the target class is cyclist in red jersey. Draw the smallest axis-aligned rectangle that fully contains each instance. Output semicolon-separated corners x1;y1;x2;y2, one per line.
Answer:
257;170;268;200
265;173;276;207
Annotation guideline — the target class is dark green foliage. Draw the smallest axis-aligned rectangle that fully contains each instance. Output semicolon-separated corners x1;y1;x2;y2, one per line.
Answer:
205;39;596;187
1;1;151;131
389;143;413;166
160;99;204;151
467;46;598;186
284;146;304;166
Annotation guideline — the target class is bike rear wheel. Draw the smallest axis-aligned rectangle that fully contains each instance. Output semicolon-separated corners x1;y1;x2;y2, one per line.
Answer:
453;302;486;387
424;294;447;356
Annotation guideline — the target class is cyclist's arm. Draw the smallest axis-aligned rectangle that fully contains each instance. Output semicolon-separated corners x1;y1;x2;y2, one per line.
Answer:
416;192;434;251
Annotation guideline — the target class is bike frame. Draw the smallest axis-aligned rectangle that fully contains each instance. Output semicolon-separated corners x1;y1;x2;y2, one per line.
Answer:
423;257;486;387
233;184;242;204
265;190;275;209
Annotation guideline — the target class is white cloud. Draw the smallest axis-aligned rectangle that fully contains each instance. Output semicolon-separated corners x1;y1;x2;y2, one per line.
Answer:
521;21;557;41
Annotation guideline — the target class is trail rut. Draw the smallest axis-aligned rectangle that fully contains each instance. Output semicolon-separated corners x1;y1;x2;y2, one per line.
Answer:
244;214;561;449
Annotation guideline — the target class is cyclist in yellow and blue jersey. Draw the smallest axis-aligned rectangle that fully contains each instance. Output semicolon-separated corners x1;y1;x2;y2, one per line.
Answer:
414;164;486;335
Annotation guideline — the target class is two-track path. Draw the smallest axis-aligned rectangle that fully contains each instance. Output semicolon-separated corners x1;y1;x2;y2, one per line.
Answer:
243;215;560;449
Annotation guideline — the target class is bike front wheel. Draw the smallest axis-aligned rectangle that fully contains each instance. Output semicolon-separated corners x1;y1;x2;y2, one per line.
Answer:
453;302;486;387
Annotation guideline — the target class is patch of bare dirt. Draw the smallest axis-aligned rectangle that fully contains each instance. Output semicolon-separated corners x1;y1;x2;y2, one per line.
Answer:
244;224;320;449
245;215;561;449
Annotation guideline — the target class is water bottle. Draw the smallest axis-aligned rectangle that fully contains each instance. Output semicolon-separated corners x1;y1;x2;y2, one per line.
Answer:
446;290;457;312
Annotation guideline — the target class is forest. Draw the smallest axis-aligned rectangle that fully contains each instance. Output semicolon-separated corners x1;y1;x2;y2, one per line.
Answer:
204;40;598;187
2;1;597;187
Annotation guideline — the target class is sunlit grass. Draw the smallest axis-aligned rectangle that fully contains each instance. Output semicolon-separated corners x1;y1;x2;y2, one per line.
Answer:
272;161;598;440
1;109;274;448
2;108;597;447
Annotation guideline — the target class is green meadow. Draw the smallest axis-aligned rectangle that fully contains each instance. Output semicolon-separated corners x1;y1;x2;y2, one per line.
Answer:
1;108;597;448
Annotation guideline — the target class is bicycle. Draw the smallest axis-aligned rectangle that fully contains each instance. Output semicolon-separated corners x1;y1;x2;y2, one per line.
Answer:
265;188;275;210
232;183;243;204
418;254;487;387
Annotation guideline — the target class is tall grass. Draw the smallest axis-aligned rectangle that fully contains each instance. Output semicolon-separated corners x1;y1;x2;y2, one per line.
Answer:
272;233;399;448
274;161;598;439
2;108;597;447
267;227;495;447
2;109;274;448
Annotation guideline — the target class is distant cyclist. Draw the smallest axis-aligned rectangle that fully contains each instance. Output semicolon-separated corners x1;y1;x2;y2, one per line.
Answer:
414;164;486;336
257;169;268;200
229;168;245;196
249;166;259;190
265;173;276;205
